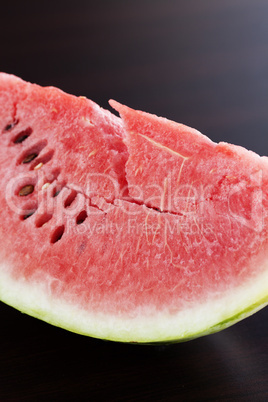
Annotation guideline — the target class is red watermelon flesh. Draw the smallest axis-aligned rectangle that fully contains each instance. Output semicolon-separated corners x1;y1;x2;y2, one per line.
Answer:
0;73;267;343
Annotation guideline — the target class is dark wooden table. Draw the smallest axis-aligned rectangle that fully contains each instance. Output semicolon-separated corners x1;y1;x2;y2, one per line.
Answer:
1;1;268;400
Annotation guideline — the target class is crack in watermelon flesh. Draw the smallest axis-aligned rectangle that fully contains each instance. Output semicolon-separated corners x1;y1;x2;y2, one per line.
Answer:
0;73;267;343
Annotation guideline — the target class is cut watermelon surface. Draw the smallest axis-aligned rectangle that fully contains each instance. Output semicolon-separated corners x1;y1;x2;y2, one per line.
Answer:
0;73;267;343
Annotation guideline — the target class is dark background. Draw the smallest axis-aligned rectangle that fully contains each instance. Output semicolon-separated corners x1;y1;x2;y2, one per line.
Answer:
0;0;268;400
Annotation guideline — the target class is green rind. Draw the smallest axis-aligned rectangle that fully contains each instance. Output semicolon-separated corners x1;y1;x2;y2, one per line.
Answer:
1;263;267;344
1;295;267;344
185;295;268;343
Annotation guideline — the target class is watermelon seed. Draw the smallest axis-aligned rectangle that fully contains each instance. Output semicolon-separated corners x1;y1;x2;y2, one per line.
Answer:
42;183;50;190
4;119;19;132
51;225;65;244
52;182;66;197
76;210;88;224
53;189;61;197
13;127;33;144
19;185;34;196
41;170;61;192
14;134;29;143
19;202;38;220
34;162;43;170
22;153;38;164
32;150;54;170
17;140;47;165
22;211;36;220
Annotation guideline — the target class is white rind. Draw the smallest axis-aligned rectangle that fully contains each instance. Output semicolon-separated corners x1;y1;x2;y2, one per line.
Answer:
0;261;268;343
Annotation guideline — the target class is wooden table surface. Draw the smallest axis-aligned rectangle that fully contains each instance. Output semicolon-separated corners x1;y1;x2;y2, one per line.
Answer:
0;1;268;400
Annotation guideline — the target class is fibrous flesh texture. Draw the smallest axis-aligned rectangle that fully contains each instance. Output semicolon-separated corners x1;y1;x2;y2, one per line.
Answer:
0;73;268;343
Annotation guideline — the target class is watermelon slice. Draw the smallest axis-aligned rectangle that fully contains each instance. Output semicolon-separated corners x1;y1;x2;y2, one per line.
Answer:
0;73;267;343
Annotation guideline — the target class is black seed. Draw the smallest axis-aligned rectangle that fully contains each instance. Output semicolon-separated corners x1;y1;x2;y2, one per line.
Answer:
5;124;12;131
14;134;29;144
19;185;34;196
23;211;35;220
22;153;38;164
53;190;61;197
13;127;33;144
4;119;19;132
